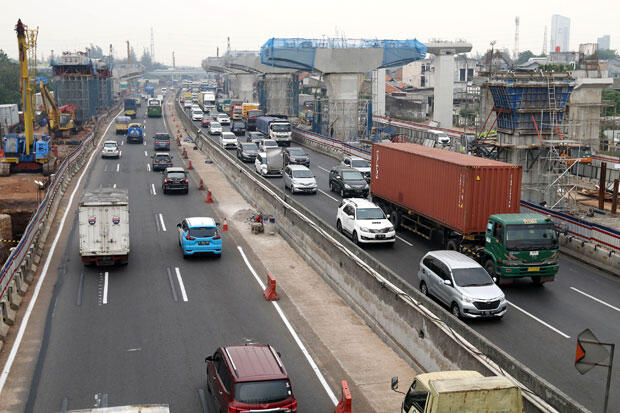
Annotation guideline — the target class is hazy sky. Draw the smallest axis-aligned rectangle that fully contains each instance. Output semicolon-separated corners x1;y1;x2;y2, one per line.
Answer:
1;0;618;67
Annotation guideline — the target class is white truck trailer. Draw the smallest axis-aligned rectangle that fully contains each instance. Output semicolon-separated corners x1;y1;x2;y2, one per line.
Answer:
79;188;130;266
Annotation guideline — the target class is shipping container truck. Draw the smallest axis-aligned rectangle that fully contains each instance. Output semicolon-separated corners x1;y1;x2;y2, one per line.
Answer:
79;188;130;266
391;371;523;413
126;123;144;144
371;143;559;284
123;98;137;118
256;116;292;146
144;85;155;97
241;102;259;119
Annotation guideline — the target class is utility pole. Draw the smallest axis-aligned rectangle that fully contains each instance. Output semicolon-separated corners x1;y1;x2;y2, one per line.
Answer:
172;51;175;69
489;40;496;73
126;40;131;64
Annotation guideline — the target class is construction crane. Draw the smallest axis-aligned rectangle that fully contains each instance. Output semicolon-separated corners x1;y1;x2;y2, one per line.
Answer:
0;19;52;176
39;80;77;137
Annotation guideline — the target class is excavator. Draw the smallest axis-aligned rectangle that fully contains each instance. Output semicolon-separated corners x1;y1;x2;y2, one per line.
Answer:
39;80;78;137
0;19;52;176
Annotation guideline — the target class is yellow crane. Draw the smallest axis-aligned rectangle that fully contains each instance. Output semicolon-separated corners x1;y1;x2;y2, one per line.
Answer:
39;80;77;137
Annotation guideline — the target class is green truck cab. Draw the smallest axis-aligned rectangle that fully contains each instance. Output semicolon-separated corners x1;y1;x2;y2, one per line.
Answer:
483;213;559;285
392;370;523;413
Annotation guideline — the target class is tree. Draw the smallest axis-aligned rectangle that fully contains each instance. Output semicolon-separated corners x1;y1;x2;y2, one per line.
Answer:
598;49;618;60
603;90;620;116
0;49;20;105
517;50;535;65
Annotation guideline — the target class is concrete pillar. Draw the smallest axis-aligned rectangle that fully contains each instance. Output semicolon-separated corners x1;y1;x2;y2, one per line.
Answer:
433;53;455;128
230;73;255;103
372;68;386;117
325;73;362;141
263;73;297;117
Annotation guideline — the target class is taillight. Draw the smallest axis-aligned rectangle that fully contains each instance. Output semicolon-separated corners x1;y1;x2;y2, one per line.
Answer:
164;178;169;183
228;407;240;413
212;231;220;240
185;234;195;240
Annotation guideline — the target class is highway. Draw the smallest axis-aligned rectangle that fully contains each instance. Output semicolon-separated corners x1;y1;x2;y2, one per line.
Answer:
23;97;335;412
193;107;620;412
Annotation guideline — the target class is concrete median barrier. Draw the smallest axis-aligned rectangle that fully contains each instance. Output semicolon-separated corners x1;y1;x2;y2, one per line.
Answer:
174;94;586;413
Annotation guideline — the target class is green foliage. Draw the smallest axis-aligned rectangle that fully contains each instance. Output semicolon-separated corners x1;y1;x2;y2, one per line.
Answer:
598;49;618;60
538;63;576;72
517;50;547;65
603;89;620;116
0;49;20;105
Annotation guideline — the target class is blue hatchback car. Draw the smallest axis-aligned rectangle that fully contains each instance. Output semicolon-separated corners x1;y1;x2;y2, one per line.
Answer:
177;217;222;257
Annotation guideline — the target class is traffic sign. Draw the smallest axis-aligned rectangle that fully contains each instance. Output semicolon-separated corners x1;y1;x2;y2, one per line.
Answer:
575;328;610;374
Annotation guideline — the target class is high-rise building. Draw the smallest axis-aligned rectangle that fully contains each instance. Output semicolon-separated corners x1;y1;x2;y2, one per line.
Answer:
597;35;610;51
550;14;570;52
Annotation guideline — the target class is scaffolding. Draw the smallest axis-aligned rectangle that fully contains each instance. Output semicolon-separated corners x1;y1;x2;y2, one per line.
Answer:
257;73;298;117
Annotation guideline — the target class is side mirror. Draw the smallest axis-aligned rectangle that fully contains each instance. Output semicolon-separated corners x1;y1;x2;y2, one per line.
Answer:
492;277;498;283
205;355;213;362
347;215;354;220
176;223;181;228
391;377;399;391
386;214;391;219
443;279;452;286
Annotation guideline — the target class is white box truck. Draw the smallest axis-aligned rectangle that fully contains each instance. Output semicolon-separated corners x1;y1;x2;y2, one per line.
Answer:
79;188;130;266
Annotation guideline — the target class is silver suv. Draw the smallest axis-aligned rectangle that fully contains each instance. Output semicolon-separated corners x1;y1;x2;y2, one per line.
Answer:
417;251;507;319
283;164;317;194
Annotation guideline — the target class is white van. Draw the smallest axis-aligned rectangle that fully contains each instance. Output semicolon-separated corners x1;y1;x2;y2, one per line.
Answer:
428;130;451;145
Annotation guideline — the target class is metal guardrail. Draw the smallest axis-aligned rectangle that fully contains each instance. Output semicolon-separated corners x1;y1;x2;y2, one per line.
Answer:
0;107;117;300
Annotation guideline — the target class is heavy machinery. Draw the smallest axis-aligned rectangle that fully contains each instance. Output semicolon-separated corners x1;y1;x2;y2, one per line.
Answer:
0;19;52;176
39;80;77;137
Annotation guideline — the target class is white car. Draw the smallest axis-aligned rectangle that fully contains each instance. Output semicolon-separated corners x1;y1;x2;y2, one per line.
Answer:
101;140;120;158
342;156;371;182
336;198;395;245
283;164;317;194
208;121;222;135
259;139;278;152
191;108;204;121
220;132;237;149
216;114;230;125
191;104;202;112
184;100;193;108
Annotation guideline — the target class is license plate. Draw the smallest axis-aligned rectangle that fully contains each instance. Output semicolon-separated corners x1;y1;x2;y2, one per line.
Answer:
376;234;386;239
198;241;210;245
528;267;540;272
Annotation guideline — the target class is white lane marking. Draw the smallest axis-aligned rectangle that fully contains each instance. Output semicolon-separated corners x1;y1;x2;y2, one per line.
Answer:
318;189;338;202
174;267;188;302
143;140;146;146
113;184;117;189
0;109;122;394
144;150;148;157
396;236;413;246
146;163;151;172
103;272;109;304
318;165;330;173
120;140;124;146
237;246;338;405
119;150;122;157
116;163;120;172
570;287;620;313
158;213;166;231
151;184;157;196
507;300;570;339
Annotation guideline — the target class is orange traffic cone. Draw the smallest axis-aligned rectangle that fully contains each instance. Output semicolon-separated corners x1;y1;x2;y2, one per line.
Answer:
182;148;188;159
198;178;204;190
222;218;228;231
188;160;193;170
206;190;213;203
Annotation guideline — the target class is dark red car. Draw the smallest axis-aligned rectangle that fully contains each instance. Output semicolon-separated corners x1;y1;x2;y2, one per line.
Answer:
201;118;213;128
205;344;297;412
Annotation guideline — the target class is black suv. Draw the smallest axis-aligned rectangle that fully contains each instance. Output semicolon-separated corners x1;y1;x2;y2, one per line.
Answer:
162;167;188;194
283;147;310;167
152;152;173;171
246;131;265;146
237;142;258;163
153;133;170;151
329;166;369;198
230;120;246;136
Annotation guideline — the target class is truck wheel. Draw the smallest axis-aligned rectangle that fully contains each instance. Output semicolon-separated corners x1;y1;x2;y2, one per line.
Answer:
336;219;342;233
352;231;359;245
420;281;428;296
446;240;458;251
389;210;401;230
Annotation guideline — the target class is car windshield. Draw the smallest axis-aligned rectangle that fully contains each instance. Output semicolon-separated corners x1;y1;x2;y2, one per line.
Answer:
250;133;264;139
166;172;185;179
263;141;277;147
222;134;235;139
451;267;494;287
189;227;216;237
356;208;385;220
342;171;364;180
242;144;257;152
210;122;221;128
272;124;290;132
350;159;369;168
505;223;558;251
104;143;117;148
218;115;228;119
289;148;305;156
234;380;291;404
292;169;313;178
155;135;169;141
155;155;170;161
233;122;244;127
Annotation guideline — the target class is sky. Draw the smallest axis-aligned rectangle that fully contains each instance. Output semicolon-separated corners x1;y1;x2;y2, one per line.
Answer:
1;0;618;67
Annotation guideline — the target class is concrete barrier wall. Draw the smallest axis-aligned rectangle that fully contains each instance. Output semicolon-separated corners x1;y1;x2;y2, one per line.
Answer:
175;100;587;413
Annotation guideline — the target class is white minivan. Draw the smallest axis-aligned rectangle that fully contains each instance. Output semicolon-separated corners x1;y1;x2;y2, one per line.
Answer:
192;108;204;121
428;130;451;146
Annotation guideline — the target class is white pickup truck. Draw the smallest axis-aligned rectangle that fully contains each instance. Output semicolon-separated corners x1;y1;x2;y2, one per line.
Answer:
79;188;130;266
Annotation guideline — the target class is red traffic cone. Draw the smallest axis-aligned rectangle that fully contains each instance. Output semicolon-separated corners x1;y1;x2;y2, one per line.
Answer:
182;147;188;159
206;190;213;203
188;160;193;170
198;178;204;190
222;218;228;231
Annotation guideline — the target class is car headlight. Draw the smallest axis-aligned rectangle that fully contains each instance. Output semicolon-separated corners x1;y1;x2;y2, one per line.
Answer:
344;184;351;189
359;227;370;232
461;295;475;303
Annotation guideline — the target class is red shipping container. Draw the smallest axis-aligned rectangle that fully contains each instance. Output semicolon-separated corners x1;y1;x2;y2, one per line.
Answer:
371;143;522;235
